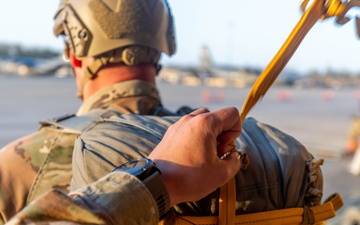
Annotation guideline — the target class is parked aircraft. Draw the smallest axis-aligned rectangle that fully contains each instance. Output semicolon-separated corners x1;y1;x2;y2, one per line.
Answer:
158;46;300;88
0;55;71;77
158;46;260;88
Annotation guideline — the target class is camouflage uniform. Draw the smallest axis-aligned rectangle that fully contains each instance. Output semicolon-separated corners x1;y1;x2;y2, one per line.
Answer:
0;80;188;224
7;172;161;225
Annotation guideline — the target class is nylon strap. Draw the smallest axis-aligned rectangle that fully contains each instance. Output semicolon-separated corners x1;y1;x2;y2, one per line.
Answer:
227;0;328;199
219;177;236;225
77;58;109;98
240;0;325;122
217;0;325;222
165;193;343;225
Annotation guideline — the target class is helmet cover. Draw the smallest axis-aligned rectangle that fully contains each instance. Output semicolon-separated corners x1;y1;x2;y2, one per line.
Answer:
53;0;176;60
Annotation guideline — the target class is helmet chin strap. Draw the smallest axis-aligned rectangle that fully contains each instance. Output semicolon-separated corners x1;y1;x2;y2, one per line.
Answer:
77;46;162;99
77;57;108;99
68;52;89;99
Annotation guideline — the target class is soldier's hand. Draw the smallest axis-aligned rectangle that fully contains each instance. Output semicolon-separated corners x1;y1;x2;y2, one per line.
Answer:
148;107;241;206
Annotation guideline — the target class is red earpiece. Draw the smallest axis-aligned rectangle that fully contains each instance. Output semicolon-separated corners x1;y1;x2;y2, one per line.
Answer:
69;52;82;68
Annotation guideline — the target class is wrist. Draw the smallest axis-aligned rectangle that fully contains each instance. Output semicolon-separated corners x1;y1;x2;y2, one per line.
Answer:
113;158;170;218
148;158;179;206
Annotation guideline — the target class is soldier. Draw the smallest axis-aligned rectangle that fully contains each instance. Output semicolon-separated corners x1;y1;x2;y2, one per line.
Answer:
2;0;328;224
0;0;192;223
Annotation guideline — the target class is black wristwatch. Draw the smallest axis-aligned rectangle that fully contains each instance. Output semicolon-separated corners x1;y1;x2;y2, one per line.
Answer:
113;158;170;218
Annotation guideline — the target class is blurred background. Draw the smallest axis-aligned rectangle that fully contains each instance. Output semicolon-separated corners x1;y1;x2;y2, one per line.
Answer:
2;0;360;224
1;0;360;75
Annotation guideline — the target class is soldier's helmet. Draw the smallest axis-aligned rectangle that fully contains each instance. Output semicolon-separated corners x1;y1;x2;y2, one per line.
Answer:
53;0;176;66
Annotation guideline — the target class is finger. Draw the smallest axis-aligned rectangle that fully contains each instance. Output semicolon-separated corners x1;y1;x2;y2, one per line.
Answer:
210;107;241;135
220;152;241;178
217;130;241;146
217;144;237;158
190;108;209;116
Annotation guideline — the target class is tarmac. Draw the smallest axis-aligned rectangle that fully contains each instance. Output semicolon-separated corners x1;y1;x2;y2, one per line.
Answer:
319;157;360;225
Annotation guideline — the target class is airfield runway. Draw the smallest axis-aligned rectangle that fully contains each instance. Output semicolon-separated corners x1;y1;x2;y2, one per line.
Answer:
1;75;360;224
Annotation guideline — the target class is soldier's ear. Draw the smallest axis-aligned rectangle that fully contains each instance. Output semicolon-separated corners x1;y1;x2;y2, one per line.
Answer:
69;52;82;68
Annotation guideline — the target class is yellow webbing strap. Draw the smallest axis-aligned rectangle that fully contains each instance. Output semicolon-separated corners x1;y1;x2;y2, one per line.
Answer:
166;193;343;225
240;0;326;122
219;177;236;225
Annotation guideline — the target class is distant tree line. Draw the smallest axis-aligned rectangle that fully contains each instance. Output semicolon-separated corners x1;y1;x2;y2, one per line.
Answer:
0;43;61;59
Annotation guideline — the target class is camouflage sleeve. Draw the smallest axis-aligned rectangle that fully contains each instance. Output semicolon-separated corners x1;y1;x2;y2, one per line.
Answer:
70;119;160;190
0;130;59;223
6;171;160;225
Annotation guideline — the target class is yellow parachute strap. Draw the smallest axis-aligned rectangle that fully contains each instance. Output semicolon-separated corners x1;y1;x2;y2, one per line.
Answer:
161;193;343;225
239;0;346;122
219;177;236;225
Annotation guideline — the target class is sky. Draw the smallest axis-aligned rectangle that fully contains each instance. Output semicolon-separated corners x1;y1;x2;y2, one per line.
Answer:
1;0;360;74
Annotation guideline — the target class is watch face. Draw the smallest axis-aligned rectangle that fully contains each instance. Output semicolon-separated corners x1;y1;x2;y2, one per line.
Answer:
118;158;153;178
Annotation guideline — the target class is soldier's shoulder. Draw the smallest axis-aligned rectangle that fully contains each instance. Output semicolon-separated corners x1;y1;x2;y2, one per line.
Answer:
39;114;76;128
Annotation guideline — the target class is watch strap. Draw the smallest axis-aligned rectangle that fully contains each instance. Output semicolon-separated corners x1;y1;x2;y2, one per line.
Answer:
142;170;170;218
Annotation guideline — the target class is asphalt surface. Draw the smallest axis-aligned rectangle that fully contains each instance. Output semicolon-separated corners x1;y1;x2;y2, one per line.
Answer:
318;156;360;224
